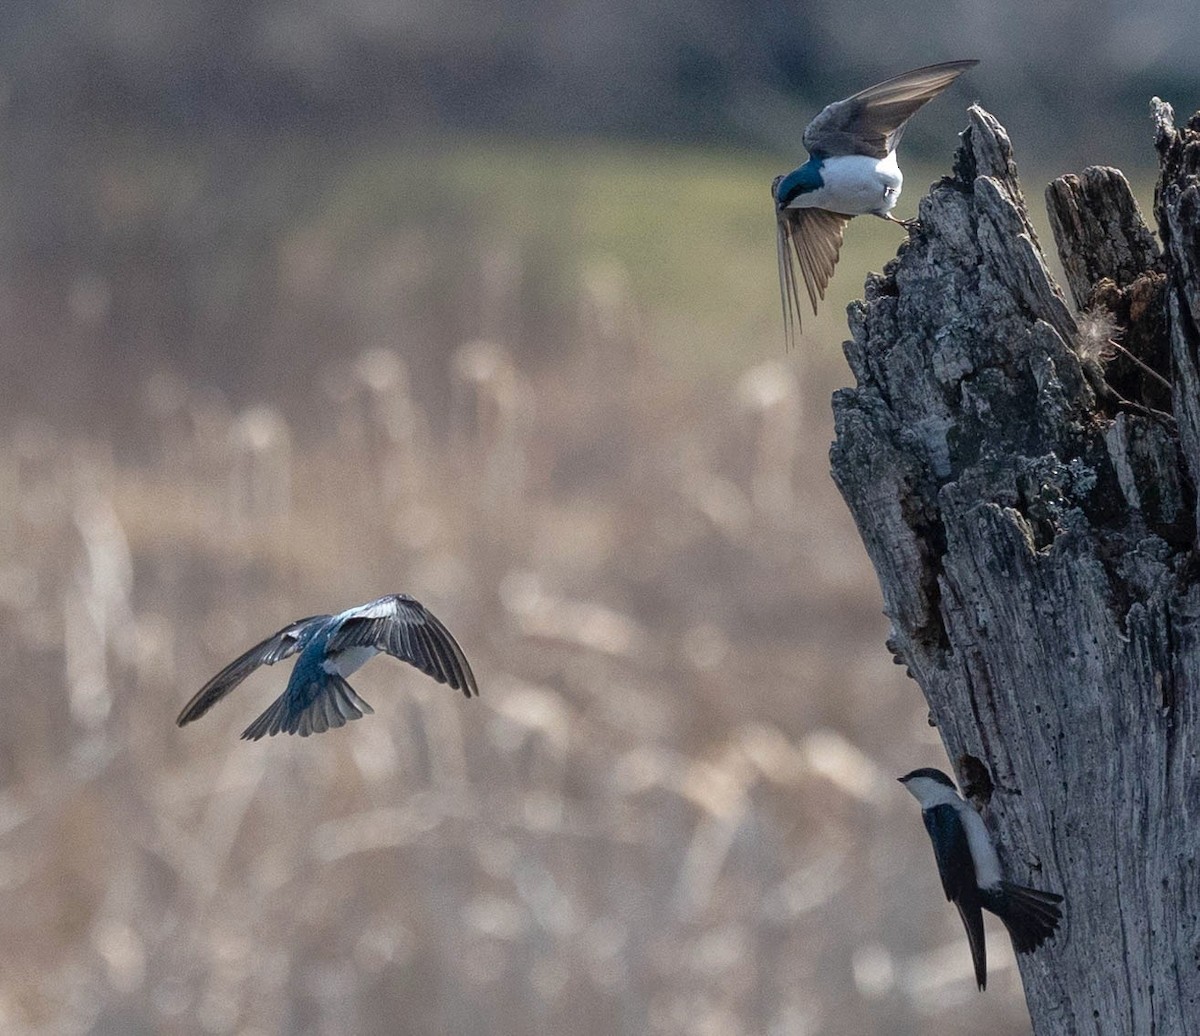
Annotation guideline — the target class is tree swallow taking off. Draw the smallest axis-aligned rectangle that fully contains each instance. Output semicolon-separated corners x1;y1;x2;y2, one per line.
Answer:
177;594;478;740
773;60;978;343
898;767;1063;991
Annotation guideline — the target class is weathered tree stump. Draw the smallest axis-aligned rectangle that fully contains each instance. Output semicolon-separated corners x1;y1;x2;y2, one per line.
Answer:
830;103;1200;1032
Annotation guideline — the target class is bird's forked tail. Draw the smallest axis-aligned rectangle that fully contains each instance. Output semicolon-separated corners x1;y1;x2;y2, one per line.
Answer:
987;881;1064;953
241;675;374;740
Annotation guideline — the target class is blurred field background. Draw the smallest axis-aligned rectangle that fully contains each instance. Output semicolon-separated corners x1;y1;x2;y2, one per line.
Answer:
0;3;1193;1034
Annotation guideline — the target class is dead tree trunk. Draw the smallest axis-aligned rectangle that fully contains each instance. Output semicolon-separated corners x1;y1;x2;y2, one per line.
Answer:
830;103;1200;1033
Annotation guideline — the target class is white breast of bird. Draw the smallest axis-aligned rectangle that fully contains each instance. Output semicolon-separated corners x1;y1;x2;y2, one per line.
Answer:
323;645;379;677
790;152;903;217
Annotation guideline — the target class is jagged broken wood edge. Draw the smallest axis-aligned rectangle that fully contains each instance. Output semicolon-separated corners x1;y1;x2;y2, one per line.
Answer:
829;104;1199;1030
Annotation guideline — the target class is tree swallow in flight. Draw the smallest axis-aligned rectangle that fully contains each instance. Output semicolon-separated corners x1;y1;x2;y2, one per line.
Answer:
773;60;978;343
898;767;1063;991
177;594;478;740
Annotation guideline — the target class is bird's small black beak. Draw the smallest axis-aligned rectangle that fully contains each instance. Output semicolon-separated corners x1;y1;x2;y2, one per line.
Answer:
896;776;907;784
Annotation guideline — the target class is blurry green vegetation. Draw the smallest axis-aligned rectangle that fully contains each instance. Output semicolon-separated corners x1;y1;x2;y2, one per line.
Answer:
194;132;1161;373
11;120;1159;433
313;140;978;370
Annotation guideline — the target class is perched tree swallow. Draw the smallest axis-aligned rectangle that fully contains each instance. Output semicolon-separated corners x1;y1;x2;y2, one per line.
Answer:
177;594;478;740
773;60;978;343
898;767;1063;991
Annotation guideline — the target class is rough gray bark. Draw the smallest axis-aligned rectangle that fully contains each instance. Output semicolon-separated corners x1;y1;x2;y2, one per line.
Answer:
830;104;1200;1033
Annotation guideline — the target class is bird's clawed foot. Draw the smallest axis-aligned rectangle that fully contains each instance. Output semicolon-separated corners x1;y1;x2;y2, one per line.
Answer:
878;212;921;231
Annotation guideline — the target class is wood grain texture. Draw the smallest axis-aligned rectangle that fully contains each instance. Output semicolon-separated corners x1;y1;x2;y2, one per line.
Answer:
1046;166;1161;310
830;105;1200;1032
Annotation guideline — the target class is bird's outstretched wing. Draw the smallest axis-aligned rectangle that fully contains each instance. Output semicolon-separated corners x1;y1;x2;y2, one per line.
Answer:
776;206;850;344
923;803;988;990
803;60;978;159
325;594;479;698
176;615;329;726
